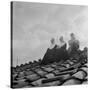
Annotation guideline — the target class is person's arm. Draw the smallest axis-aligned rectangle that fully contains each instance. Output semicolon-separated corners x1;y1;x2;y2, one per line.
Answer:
54;45;58;49
62;43;67;51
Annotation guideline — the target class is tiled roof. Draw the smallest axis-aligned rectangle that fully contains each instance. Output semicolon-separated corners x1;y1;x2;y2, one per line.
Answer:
11;51;88;88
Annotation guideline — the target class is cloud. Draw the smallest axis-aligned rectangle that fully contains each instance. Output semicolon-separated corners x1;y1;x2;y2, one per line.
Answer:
13;2;88;66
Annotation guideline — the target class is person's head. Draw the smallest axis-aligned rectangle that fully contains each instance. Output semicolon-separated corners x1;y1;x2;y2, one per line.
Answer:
70;33;75;40
50;38;55;45
59;36;64;42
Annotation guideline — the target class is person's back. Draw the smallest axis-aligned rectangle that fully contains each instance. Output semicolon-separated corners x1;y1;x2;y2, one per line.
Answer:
69;39;79;52
68;33;80;59
55;36;68;62
40;38;57;65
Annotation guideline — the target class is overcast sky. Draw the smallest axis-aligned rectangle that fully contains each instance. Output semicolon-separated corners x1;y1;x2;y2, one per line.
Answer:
12;2;88;67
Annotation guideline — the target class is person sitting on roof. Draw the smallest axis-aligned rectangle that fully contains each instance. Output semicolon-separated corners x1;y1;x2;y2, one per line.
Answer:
40;38;57;65
68;33;80;59
55;36;68;63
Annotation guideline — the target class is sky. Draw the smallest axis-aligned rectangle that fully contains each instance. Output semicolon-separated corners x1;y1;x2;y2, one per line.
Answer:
12;2;88;67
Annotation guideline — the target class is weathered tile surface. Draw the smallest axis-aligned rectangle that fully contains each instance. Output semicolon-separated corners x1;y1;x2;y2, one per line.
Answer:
12;58;88;88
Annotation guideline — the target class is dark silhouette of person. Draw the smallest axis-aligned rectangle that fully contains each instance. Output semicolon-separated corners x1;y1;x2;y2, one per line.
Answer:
40;36;68;65
55;36;68;63
80;47;88;63
68;33;80;59
40;38;57;65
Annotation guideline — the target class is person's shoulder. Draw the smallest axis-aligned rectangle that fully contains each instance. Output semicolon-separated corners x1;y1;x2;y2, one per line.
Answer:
75;39;79;43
